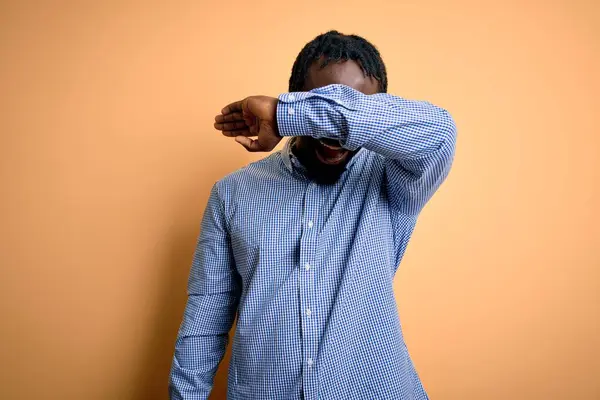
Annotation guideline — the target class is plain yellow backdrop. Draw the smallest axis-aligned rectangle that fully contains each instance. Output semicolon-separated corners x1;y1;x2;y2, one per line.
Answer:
1;1;598;399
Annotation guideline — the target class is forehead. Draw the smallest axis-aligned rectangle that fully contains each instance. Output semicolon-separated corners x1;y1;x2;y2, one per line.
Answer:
304;58;379;94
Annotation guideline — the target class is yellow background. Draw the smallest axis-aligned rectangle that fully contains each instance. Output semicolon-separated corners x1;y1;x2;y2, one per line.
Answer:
1;1;598;399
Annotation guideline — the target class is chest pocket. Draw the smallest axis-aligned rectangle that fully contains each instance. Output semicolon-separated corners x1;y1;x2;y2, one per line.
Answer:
229;210;263;279
228;201;303;282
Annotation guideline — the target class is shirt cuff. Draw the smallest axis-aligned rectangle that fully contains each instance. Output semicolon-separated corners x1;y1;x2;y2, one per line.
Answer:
276;92;315;138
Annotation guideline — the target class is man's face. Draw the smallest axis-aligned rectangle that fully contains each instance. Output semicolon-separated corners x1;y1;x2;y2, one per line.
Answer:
293;59;379;185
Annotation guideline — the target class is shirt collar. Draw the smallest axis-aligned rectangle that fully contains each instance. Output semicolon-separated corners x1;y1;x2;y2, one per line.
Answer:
280;137;296;172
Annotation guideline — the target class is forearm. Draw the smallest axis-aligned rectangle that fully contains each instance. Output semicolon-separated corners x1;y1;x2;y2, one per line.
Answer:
276;84;456;162
169;293;238;400
276;84;456;212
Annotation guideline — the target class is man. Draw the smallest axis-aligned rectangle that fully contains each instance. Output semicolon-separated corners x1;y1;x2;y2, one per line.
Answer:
169;30;456;399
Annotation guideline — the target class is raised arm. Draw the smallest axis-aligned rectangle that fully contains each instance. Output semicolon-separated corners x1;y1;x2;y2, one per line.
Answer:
214;84;456;213
277;84;457;214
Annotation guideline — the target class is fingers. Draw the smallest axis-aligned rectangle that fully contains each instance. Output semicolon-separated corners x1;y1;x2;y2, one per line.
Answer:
215;109;255;134
214;106;258;137
235;136;264;152
213;120;247;131
220;128;252;138
221;100;244;115
216;97;267;152
215;112;243;123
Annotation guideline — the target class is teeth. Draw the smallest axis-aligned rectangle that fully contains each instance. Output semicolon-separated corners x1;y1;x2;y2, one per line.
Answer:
319;139;342;150
316;148;346;164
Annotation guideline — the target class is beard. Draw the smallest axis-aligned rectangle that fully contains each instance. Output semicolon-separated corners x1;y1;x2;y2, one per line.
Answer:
291;137;360;185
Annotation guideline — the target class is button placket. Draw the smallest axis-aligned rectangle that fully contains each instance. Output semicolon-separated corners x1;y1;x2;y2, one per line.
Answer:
300;182;319;399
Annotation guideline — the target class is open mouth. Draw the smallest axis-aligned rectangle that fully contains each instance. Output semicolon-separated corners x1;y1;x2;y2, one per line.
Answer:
316;138;348;165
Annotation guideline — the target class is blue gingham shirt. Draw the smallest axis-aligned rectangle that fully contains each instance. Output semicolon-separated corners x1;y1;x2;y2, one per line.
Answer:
170;84;456;399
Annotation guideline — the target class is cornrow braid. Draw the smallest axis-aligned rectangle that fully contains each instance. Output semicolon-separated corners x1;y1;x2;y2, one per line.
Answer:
289;30;388;93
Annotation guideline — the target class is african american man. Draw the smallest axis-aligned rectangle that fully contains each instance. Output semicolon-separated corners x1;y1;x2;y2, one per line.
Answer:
169;30;457;400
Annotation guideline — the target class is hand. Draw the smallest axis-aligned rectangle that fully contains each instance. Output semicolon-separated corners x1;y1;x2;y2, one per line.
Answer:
214;96;281;152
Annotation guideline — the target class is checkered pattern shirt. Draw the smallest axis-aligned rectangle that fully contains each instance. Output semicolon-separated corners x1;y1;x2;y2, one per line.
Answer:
169;84;456;399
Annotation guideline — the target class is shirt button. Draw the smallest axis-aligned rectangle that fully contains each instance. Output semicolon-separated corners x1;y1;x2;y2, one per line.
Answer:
304;263;311;271
306;309;312;317
307;358;313;366
288;94;296;101
288;107;295;115
308;220;313;228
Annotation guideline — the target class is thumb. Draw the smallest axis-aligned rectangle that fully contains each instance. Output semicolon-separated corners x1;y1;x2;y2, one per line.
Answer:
235;136;263;152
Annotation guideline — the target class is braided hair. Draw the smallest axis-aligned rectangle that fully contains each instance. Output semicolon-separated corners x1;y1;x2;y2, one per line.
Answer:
288;30;388;93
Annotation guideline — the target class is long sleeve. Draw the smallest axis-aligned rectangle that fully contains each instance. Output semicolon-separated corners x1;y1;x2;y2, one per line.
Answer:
276;84;457;214
169;184;241;400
